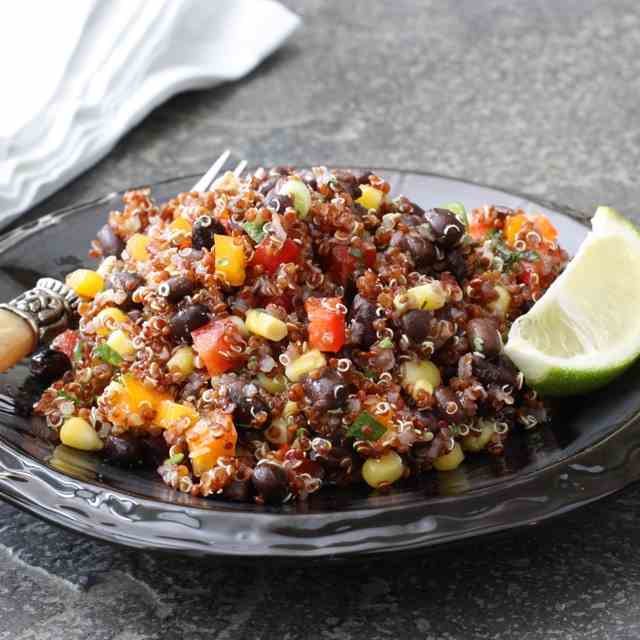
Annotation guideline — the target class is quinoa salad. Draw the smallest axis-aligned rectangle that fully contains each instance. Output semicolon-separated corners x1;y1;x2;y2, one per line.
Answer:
31;167;569;505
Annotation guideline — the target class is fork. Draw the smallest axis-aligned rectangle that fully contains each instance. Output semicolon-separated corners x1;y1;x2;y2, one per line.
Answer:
0;149;246;373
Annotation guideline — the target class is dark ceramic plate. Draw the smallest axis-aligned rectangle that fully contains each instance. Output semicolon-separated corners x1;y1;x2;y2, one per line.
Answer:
1;169;640;560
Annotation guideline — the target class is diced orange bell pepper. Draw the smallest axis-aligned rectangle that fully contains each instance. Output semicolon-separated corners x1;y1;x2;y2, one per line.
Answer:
169;217;191;233
305;296;347;352
66;269;104;299
117;374;170;415
214;234;246;286
186;412;237;476
155;400;198;430
504;214;528;246
468;217;493;241
534;215;558;242
191;318;242;376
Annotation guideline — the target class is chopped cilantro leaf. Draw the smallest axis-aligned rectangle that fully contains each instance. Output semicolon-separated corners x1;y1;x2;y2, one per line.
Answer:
166;453;184;465
378;337;393;349
243;219;267;244
349;248;363;258
347;412;387;441
361;369;377;380
94;343;123;366
296;428;307;439
57;390;79;405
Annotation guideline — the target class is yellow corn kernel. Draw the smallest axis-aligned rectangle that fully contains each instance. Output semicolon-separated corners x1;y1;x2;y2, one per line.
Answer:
433;442;465;471
170;217;192;233
126;233;151;261
401;360;441;397
362;451;405;488
214;234;246;286
406;282;447;311
256;373;287;394
462;418;495;452
66;269;104;299
280;178;311;218
60;417;103;452
106;329;135;357
167;346;195;377
95;307;129;337
245;309;288;342
283;400;299;418
155;400;198;430
285;349;327;382
489;284;511;317
356;185;384;211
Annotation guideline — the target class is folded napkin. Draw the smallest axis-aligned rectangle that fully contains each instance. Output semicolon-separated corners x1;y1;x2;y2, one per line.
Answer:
0;0;300;229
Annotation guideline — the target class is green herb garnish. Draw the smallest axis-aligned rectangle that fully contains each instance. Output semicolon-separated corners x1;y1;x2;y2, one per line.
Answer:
378;337;393;349
73;340;84;362
361;369;377;380
57;390;79;405
94;343;123;366
296;428;307;439
489;235;540;271
349;248;363;258
243;219;267;244
347;411;387;441
166;453;184;465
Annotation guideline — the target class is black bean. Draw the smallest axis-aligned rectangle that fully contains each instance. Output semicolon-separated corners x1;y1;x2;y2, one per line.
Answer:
404;234;436;268
96;224;124;257
102;434;143;468
169;304;210;342
303;368;349;412
30;348;71;383
265;192;294;213
355;170;373;185
233;395;271;428
222;478;254;502
409;200;425;216
467;318;502;357
349;294;378;349
434;387;465;423
179;373;208;402
140;435;169;468
192;216;225;250
258;176;278;195
107;271;144;294
158;276;194;304
252;462;289;504
333;170;360;198
446;247;469;281
299;170;317;190
399;309;433;343
471;354;519;388
425;208;465;247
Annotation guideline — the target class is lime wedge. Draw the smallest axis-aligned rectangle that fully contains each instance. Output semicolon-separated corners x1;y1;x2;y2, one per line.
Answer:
504;206;640;396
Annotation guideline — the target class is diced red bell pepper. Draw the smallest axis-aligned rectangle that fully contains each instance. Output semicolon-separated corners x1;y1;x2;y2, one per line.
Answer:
329;244;376;285
51;330;79;360
191;319;241;376
305;296;346;353
252;238;301;275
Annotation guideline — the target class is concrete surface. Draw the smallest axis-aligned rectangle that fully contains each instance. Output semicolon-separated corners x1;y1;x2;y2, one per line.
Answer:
3;1;640;638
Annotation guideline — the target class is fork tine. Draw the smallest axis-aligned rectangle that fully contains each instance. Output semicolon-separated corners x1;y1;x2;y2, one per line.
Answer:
233;160;247;178
191;149;231;192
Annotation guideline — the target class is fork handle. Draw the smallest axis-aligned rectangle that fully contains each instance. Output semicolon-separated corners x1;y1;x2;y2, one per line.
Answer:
0;278;79;373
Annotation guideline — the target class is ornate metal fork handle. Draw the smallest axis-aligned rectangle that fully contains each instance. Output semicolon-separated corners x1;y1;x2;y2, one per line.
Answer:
0;150;245;373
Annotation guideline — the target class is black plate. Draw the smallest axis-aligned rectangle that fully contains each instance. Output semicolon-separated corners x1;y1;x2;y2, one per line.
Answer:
1;169;639;560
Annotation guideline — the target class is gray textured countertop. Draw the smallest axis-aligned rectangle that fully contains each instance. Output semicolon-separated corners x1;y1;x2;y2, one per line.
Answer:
3;1;640;638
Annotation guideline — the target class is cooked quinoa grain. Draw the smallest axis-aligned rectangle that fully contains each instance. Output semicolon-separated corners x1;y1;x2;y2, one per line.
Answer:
34;167;569;503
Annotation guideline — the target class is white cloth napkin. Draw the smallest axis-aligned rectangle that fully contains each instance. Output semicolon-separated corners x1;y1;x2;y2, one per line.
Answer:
0;0;300;228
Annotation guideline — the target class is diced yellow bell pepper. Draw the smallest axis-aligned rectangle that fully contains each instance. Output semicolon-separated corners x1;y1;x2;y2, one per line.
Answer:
95;307;129;336
356;185;384;211
186;412;237;476
504;214;527;246
106;329;135;357
66;269;104;299
155;400;198;430
126;233;151;261
214;234;246;286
